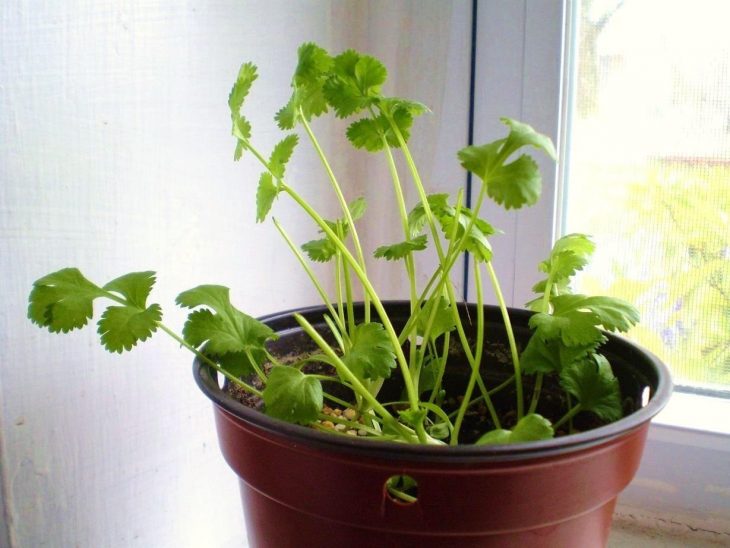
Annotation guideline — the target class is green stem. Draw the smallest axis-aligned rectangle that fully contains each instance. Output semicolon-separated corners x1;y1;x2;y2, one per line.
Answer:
158;324;262;397
486;262;524;420
281;183;420;411
300;112;370;322
554;403;582;430
273;218;344;334
451;257;486;445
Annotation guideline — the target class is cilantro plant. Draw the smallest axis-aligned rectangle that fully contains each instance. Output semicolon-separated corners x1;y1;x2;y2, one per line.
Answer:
28;43;639;447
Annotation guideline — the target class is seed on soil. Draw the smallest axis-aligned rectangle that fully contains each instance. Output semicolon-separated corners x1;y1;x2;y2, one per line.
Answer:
323;406;333;415
334;423;347;431
321;420;334;429
333;408;342;417
346;429;358;436
357;429;368;437
343;408;357;420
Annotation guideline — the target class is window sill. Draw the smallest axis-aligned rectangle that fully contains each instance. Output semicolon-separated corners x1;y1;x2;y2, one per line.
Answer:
610;507;730;547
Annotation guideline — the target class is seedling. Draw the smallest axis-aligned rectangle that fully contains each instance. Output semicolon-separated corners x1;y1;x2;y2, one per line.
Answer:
28;43;639;446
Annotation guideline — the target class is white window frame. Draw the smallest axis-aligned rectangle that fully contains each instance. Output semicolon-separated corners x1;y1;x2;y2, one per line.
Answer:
470;0;730;527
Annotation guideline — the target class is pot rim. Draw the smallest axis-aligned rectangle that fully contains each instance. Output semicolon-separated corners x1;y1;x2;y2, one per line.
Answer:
193;301;673;463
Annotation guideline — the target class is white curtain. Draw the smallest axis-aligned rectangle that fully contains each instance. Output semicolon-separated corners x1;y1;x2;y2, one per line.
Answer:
0;1;471;545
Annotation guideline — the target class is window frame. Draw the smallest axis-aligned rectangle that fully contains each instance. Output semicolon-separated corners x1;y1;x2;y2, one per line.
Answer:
470;0;730;525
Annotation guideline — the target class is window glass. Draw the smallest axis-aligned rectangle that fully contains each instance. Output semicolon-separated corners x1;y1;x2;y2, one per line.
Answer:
563;0;730;390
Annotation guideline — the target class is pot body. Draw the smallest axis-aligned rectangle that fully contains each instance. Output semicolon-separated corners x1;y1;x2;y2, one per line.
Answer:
195;302;672;548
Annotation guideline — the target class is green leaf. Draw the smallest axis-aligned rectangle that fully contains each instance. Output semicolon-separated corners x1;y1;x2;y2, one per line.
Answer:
103;271;157;309
269;134;299;180
232;116;252;141
276;43;333;129
458;118;556;210
301;237;337;263
407;193;450;238
499;117;557;160
256;172;278;223
346;117;384;151
552;294;640;333
263;366;322;424
536;234;596;288
228;62;258;116
560;355;623;422
486;154;541;210
373;234;428;261
323;50;386;118
292;42;333;88
437;207;496;262
176;285;276;356
28;268;106;333
417;297;456;340
213;349;263;379
398;407;428;428
521;334;606;375
529;310;604;347
342;322;396;380
348;196;367;221
476;414;554;445
97;304;162;353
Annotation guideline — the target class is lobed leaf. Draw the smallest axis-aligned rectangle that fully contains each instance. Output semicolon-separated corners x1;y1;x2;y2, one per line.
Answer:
301;237;337;263
103;271;157;309
417;297;456;340
477;413;554;445
228;62;258;116
176;285;276;357
256;172;278;223
263;366;322;424
97;304;162;353
28;268;106;333
342;322;396;380
373;235;428;261
323;49;386;118
268;134;299;180
560;355;623;422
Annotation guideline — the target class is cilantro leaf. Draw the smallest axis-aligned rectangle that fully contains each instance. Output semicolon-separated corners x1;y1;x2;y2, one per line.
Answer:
97;304;162;353
552;294;640;333
348;196;367;221
407;194;450;238
346;117;384;151
477;413;554;445
269;134;299;180
417;297;456;340
323;50;386;118
373;235;428;261
276;43;332;129
176;285;276;357
213;349;263;379
521;333;606;375
342;322;396;380
499;117;557;160
560;355;623;422
346;98;428;151
103;271;157;309
458;118;556;210
533;234;596;295
263;366;322;424
301;237;337;263
256;172;278;223
437;207;496;262
228;62;258;115
28;268;106;333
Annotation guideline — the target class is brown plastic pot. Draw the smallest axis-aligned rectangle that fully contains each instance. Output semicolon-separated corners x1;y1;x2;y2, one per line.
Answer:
194;301;672;548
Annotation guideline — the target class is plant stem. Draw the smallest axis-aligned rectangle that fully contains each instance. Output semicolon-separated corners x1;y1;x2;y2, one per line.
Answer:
554;403;582;430
157;323;262;397
273;218;344;334
281;183;420;411
451;257;486;445
299;112;370;322
486;262;524;420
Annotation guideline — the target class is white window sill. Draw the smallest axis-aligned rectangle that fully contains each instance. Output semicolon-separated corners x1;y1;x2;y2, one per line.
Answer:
610;508;730;547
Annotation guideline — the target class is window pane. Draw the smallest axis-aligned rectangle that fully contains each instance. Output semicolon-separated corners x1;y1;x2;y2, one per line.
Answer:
563;0;730;390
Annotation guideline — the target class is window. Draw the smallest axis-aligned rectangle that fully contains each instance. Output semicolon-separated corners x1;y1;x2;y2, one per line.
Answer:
473;0;730;526
562;0;730;395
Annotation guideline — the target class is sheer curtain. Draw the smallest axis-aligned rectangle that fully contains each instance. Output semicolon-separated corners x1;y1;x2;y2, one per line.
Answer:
0;1;470;545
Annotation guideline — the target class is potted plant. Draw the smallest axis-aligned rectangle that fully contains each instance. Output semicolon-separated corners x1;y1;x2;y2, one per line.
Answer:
28;43;671;547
